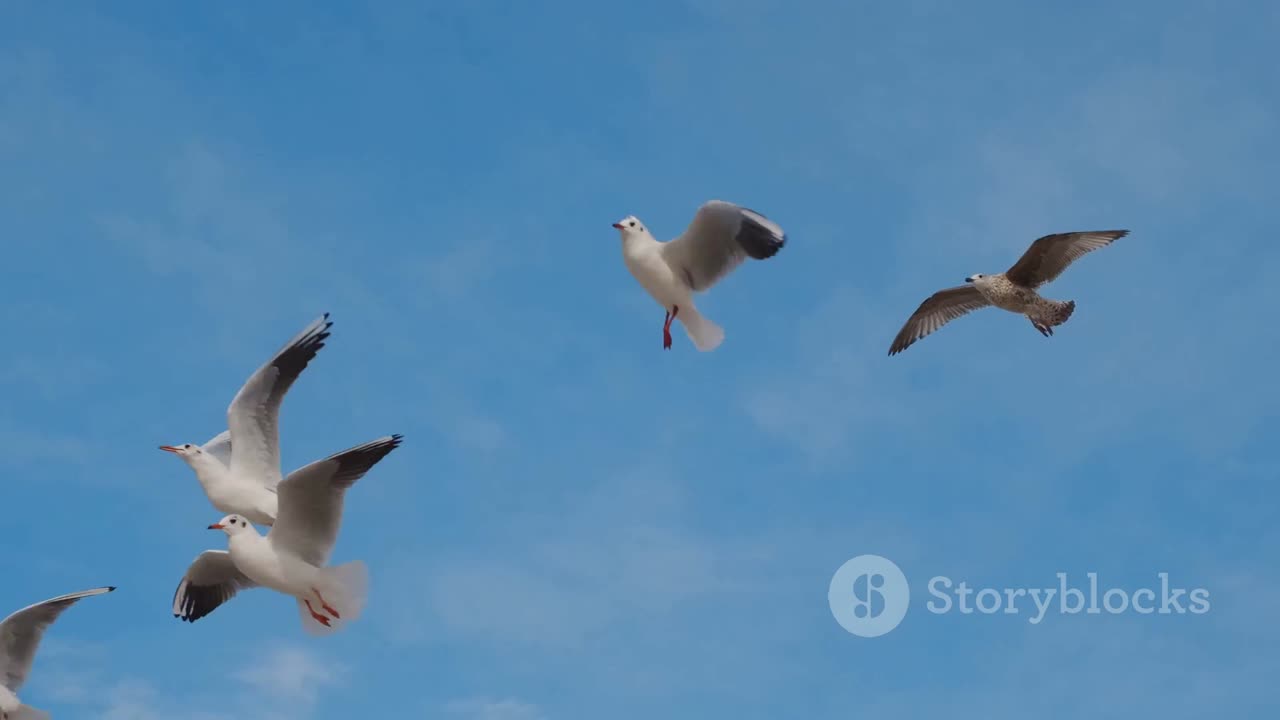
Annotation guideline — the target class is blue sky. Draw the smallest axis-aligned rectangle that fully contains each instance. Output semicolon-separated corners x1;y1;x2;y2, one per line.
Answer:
1;1;1277;717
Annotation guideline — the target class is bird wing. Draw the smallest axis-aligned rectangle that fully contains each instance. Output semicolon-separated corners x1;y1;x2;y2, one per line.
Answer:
201;430;233;469
172;551;257;623
268;435;403;567
226;313;332;489
660;200;786;292
888;285;992;355
1004;230;1129;288
0;587;114;692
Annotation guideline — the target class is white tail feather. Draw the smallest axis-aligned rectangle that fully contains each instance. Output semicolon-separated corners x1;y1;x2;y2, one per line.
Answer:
12;706;52;720
679;306;724;352
296;560;369;636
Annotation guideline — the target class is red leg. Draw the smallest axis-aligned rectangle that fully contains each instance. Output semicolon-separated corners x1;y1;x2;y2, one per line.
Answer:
662;309;674;350
304;599;332;627
312;587;341;619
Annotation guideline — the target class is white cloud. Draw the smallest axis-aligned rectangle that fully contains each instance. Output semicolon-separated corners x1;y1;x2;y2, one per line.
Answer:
233;645;343;712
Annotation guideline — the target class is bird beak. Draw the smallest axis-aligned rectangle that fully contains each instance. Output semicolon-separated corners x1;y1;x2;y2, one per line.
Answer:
158;445;181;453
611;222;625;230
208;523;225;530
964;277;974;283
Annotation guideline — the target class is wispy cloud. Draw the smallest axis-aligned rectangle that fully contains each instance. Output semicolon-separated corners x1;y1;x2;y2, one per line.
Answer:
445;697;546;720
418;529;726;651
233;645;345;714
34;642;341;720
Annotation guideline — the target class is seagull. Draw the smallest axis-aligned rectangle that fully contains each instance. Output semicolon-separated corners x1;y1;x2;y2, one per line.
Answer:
172;435;402;635
1;587;115;720
613;200;787;351
888;230;1129;355
160;313;333;526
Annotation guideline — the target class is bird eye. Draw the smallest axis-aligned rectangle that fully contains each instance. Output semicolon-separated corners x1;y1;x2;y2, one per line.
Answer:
184;444;192;449
629;221;635;227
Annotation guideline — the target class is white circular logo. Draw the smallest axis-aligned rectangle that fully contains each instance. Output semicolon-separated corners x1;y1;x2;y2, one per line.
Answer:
828;554;910;637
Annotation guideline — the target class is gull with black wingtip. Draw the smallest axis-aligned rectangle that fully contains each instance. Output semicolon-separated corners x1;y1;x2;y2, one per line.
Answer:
159;313;333;526
172;435;401;635
1;587;115;720
614;200;787;351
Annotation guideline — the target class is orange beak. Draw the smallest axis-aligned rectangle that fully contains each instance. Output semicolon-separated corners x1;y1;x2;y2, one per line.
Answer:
159;446;181;453
208;523;225;530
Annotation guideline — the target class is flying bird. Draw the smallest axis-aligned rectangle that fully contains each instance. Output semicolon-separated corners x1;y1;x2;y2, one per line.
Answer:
1;587;115;720
888;230;1129;355
160;313;333;526
614;200;786;351
172;435;402;635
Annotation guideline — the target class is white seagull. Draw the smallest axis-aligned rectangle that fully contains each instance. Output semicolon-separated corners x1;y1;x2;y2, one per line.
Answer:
172;435;402;635
160;313;333;526
614;200;787;351
889;230;1129;355
1;587;115;720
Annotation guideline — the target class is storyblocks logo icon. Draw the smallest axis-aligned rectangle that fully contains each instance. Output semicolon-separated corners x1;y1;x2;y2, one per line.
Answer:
827;554;911;638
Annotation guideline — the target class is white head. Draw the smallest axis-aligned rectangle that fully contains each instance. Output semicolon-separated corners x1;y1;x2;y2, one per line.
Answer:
965;273;990;286
208;514;255;537
159;442;219;471
159;442;201;462
611;215;649;239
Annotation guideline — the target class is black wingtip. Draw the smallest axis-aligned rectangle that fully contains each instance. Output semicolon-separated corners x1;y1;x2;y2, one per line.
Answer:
736;213;786;260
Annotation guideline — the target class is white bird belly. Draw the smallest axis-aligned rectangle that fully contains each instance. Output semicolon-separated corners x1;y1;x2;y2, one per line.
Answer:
623;247;687;309
210;487;277;527
230;538;318;596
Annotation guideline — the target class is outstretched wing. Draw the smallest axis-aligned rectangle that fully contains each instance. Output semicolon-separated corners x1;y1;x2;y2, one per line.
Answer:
172;551;257;624
660;200;786;292
1005;230;1129;288
0;587;115;692
888;285;991;356
227;314;332;489
269;435;403;567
